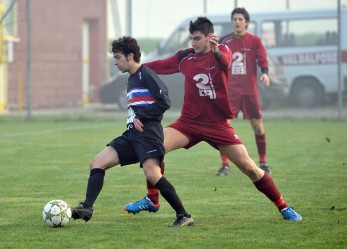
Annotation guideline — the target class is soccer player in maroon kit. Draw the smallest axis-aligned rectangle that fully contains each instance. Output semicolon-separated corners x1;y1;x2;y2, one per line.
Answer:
216;7;271;176
124;17;302;222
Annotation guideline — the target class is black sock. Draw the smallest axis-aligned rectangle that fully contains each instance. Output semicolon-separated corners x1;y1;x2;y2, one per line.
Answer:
83;168;105;207
155;177;188;216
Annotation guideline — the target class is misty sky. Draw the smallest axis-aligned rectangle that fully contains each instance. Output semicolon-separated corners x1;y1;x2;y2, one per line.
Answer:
109;0;347;39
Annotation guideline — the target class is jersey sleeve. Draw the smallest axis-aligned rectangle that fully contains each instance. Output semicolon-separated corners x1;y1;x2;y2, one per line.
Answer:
255;37;269;71
144;52;181;75
216;44;232;70
134;68;171;120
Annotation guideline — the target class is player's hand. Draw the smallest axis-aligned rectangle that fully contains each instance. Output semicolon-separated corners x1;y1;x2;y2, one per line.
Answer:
134;118;144;132
208;33;219;53
260;73;270;87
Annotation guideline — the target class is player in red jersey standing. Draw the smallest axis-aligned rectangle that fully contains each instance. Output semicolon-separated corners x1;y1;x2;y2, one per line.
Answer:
216;7;271;176
124;17;302;222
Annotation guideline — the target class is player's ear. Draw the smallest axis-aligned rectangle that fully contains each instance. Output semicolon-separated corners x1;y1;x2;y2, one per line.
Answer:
127;53;134;61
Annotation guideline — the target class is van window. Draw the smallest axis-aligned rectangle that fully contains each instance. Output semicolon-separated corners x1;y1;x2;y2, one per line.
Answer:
162;22;232;53
258;10;346;107
246;22;256;35
261;18;337;48
165;27;189;53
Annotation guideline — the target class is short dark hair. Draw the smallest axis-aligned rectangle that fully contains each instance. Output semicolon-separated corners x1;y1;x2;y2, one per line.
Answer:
231;7;250;28
109;36;141;62
189;17;214;36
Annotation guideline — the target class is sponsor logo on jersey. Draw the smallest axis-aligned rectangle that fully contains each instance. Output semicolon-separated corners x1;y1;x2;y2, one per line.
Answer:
206;66;216;70
146;149;158;154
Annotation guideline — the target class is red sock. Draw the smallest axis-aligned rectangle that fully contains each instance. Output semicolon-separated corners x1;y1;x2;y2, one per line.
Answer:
256;134;266;164
221;156;229;166
253;173;288;211
146;161;165;204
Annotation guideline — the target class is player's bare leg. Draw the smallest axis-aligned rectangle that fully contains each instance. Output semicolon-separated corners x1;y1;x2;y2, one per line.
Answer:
163;127;190;153
217;117;269;175
219;144;263;181
219;144;302;221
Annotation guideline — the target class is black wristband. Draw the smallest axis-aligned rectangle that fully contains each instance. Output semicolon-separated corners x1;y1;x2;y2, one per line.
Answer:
261;67;269;75
213;50;222;59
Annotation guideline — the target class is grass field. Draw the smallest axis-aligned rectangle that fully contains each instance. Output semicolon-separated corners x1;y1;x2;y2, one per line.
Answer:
0;114;346;249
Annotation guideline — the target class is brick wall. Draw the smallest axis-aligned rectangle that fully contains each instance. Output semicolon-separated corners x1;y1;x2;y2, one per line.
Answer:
7;0;107;109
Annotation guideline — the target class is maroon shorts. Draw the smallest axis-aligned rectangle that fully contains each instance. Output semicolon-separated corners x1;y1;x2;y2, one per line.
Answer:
167;118;243;149
229;94;262;119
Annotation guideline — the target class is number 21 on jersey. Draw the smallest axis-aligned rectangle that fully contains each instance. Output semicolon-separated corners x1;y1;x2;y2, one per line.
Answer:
232;52;246;75
193;73;216;99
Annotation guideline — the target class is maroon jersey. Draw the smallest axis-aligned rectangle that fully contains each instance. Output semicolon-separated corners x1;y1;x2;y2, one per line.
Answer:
223;33;268;95
144;44;233;122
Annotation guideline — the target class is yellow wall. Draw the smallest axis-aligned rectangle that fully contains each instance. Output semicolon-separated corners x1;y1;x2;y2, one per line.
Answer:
0;2;7;112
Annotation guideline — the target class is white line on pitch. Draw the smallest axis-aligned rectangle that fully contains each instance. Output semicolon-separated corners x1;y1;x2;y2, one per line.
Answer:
0;123;115;138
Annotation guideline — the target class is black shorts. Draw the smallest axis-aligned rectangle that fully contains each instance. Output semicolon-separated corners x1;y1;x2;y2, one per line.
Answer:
107;121;165;167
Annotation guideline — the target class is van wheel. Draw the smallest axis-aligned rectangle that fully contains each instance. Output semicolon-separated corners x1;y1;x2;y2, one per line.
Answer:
116;88;127;111
291;78;324;108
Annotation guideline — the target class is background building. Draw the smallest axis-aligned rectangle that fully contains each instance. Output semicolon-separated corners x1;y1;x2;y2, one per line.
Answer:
2;0;107;112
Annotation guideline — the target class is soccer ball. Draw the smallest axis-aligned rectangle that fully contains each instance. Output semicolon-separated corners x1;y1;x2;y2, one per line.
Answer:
42;200;72;228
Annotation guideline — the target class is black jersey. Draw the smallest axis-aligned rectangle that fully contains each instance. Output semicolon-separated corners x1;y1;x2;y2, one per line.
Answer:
126;65;171;127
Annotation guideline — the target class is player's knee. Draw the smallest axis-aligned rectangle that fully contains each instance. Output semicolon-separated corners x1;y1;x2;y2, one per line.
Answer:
236;158;257;174
250;119;264;134
143;166;161;184
89;158;104;170
144;171;161;185
89;158;97;170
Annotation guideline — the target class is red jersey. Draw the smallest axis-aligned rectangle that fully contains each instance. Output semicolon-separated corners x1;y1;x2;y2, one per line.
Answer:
222;32;268;95
144;44;233;122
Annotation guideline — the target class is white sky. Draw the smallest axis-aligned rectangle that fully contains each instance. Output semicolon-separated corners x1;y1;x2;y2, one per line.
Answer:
109;0;347;39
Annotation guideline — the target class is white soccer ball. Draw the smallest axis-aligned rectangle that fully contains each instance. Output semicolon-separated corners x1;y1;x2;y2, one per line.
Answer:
42;200;72;228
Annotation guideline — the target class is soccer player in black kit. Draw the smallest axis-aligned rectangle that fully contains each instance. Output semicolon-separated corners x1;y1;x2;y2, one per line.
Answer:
71;36;193;227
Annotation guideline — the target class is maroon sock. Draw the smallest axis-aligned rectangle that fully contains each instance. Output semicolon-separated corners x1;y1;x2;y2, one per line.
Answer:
221;156;229;166
256;134;266;163
254;173;288;211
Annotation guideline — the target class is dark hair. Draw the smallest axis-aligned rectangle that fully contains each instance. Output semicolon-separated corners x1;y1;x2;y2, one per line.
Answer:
231;7;250;28
189;17;214;36
109;36;141;62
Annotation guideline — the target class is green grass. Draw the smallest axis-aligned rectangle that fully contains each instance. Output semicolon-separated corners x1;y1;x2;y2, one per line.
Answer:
0;115;346;249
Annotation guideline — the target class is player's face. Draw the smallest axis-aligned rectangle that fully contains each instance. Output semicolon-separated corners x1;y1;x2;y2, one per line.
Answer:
232;13;248;36
113;52;131;73
189;31;210;54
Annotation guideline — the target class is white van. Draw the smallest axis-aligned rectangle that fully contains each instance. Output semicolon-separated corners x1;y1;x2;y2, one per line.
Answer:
146;8;347;108
252;8;347;107
101;13;288;110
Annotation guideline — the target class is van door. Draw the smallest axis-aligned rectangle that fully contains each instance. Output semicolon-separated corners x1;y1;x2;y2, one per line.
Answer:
259;12;343;107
